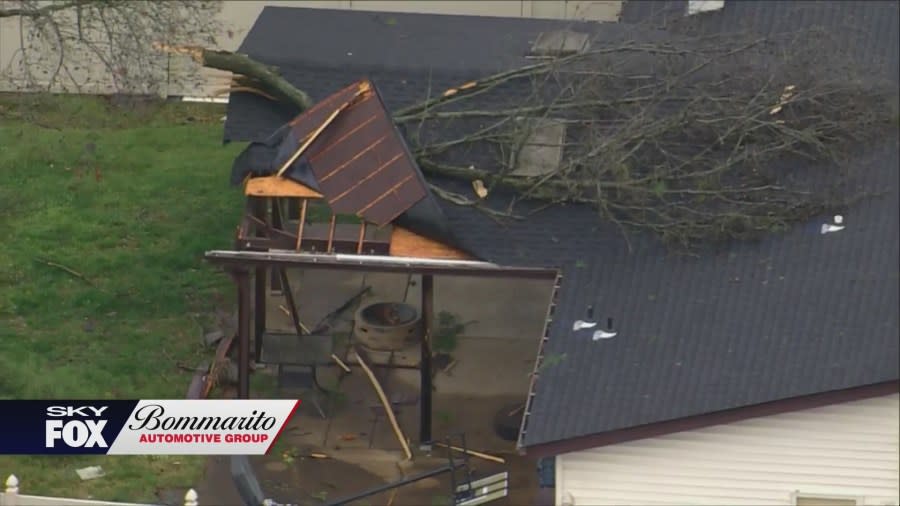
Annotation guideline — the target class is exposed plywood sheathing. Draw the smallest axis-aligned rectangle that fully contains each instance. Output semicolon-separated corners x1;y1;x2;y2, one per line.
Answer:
244;175;323;198
511;118;567;177
529;30;590;57
283;80;429;226
389;227;473;260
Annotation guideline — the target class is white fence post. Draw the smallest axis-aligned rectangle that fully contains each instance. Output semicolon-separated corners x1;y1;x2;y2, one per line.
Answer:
3;474;19;506
183;489;198;506
2;473;197;506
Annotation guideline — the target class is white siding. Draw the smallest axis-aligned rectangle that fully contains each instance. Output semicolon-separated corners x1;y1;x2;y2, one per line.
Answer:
556;394;900;506
0;0;622;96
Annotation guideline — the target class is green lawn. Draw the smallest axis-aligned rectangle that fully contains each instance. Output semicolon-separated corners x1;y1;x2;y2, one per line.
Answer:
0;94;245;501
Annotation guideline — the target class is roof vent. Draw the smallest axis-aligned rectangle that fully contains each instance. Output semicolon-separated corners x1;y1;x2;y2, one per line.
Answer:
687;0;725;16
510;117;567;177
529;30;590;58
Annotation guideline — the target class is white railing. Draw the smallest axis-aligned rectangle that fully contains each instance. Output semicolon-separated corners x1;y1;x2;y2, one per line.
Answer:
1;475;198;506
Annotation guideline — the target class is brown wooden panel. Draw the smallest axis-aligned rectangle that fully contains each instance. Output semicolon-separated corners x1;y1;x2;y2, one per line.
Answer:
309;122;387;176
282;79;428;226
389;227;473;260
322;147;406;201
307;114;382;169
315;134;393;188
244;176;323;198
326;159;421;220
307;95;388;182
359;176;427;225
288;81;363;140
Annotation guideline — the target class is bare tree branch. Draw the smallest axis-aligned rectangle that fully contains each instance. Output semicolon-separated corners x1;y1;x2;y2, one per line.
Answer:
0;0;88;18
154;43;313;110
1;0;223;95
172;28;895;249
5;1;895;250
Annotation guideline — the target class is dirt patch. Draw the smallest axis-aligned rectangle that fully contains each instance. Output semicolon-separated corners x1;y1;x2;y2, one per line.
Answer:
255;453;389;505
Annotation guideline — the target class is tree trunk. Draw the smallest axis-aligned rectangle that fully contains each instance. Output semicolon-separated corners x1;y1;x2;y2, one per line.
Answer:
154;44;313;110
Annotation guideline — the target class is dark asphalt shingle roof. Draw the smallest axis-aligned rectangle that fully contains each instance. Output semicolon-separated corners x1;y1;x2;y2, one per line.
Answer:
223;5;900;449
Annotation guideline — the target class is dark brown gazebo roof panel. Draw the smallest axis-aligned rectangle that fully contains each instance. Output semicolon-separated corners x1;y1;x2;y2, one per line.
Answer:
286;79;428;226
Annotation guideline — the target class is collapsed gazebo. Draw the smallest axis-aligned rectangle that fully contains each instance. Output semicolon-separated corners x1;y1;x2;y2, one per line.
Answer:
204;79;559;447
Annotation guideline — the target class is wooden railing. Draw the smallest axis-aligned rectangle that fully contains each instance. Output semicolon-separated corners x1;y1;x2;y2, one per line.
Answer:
1;475;198;506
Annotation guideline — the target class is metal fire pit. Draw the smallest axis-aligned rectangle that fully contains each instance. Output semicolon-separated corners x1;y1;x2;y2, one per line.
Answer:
353;301;421;351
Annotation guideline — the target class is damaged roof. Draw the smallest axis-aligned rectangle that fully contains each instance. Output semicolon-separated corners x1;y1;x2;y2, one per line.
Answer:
232;79;471;255
223;4;899;451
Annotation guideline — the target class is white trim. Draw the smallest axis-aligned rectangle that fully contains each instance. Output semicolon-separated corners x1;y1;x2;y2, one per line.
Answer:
208;249;500;268
332;252;496;267
181;96;229;104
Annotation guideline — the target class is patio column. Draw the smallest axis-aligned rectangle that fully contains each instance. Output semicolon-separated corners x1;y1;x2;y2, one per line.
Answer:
232;267;252;399
420;274;434;449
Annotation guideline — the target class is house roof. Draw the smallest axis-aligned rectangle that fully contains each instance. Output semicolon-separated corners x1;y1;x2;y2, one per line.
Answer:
222;4;900;452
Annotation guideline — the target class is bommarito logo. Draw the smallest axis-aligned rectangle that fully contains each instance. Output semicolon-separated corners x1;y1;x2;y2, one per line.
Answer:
128;404;277;431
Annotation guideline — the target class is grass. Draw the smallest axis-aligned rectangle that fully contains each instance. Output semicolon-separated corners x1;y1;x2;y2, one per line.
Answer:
0;93;245;501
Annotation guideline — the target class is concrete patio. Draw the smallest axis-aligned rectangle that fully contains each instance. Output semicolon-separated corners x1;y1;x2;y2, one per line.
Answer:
214;268;555;505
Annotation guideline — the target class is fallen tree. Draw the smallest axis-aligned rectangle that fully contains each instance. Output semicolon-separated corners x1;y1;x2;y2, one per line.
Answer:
159;27;898;249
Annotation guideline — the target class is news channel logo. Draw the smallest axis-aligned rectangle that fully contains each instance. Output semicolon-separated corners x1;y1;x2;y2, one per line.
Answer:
0;399;300;455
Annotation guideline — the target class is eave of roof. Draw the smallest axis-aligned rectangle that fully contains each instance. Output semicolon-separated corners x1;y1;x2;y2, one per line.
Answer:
522;380;900;457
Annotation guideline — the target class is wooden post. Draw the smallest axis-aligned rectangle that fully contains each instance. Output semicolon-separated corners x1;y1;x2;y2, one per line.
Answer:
184;488;198;506
252;198;267;362
270;198;283;291
234;268;252;399
327;213;336;253
420;274;434;449
295;199;308;251
356;221;367;254
278;268;306;337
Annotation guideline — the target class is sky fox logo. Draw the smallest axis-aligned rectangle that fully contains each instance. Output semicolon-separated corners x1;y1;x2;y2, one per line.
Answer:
45;406;109;448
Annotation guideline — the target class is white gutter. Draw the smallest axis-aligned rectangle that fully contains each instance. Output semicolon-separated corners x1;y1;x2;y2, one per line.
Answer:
333;253;496;267
181;96;229;104
259;249;498;268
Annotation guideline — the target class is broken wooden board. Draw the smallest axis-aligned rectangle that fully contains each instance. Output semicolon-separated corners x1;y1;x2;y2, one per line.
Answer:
245;175;324;198
389;226;473;260
203;332;236;398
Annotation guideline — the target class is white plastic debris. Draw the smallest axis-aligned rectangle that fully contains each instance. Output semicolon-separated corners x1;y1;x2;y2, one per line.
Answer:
592;330;618;340
573;320;597;331
76;466;105;481
820;214;845;235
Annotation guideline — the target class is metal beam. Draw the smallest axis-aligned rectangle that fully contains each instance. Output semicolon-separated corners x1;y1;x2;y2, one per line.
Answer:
205;250;559;280
420;274;434;449
252;197;267;362
233;268;252;399
324;464;458;506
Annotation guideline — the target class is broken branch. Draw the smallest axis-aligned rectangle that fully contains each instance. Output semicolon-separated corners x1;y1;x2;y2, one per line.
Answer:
434;442;505;464
331;354;352;373
353;346;413;460
34;257;94;286
153;42;313;110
